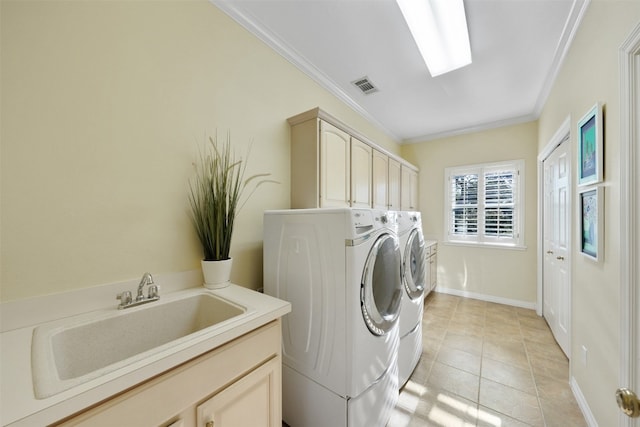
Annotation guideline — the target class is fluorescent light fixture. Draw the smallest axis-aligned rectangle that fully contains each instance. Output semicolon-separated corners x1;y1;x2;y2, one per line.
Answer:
396;0;472;77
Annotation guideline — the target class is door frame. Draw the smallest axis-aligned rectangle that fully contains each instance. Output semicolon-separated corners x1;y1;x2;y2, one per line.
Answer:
619;22;640;427
537;116;572;323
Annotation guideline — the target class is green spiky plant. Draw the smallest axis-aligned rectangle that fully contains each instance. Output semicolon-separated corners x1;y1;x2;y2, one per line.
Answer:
188;132;276;261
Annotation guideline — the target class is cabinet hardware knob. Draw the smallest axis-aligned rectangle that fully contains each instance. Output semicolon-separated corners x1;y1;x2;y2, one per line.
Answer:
206;421;214;427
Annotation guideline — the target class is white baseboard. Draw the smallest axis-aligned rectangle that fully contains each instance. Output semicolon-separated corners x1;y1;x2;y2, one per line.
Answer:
434;286;536;310
570;376;598;426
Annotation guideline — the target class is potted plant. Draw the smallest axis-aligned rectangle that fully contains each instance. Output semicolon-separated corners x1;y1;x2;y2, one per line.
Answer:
188;132;276;289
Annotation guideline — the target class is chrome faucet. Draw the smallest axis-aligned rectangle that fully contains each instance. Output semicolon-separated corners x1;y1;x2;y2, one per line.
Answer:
117;272;160;309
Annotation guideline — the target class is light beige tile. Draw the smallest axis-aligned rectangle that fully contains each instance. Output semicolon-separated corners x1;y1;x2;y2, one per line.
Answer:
520;324;557;346
410;355;435;385
397;293;587;427
484;321;523;340
524;338;567;364
485;301;517;314
436;346;481;376
482;339;530;369
481;357;536;395
427;361;480;402
514;306;539;319
442;332;483;356
528;352;569;382
450;310;485;324
410;386;479;427
447;319;485;338
477;406;533;427
539;396;588;427
533;374;573;401
479;379;544;427
518;315;549;331
426;305;458;320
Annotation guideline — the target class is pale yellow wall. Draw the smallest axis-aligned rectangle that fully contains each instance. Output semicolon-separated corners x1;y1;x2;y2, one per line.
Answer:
0;0;399;302
538;2;640;424
402;121;539;304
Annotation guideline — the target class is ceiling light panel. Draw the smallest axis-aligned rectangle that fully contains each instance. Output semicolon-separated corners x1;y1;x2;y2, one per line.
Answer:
396;0;472;77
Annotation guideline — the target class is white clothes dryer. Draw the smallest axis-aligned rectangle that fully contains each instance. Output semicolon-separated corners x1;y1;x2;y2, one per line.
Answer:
264;208;402;427
396;211;427;387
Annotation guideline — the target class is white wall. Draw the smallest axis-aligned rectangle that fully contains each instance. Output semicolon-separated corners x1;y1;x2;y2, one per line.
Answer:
401;121;539;305
538;2;640;424
0;0;400;302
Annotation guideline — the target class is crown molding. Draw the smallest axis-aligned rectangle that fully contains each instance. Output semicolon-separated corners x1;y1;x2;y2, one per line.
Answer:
209;0;399;141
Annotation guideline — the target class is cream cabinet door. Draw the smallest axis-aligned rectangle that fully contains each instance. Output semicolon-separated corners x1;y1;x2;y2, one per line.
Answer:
372;150;388;210
351;137;372;208
320;121;350;207
388;158;401;210
429;246;437;291
197;358;281;427
401;165;418;210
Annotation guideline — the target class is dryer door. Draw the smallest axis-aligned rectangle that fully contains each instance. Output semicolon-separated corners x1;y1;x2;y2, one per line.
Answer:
404;228;426;301
361;233;402;336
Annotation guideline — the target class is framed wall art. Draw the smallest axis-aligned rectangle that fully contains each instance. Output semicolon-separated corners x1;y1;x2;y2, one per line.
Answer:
579;186;603;261
577;102;603;186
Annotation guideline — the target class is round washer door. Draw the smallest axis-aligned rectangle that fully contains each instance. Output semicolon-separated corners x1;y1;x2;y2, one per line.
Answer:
361;233;402;336
404;228;426;301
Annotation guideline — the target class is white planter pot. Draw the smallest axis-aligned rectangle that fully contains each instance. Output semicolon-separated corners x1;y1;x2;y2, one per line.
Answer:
201;258;232;289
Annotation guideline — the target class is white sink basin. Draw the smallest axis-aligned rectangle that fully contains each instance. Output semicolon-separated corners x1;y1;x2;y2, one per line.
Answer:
31;291;246;399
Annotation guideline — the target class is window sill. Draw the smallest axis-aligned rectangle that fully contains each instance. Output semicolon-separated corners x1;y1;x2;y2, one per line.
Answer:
443;240;527;251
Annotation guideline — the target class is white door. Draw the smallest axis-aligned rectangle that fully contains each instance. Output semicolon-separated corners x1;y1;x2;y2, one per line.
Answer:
542;139;571;357
616;22;640;425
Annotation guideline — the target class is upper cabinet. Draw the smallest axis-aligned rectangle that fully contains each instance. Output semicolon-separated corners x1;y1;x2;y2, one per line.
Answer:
372;149;389;210
289;108;418;210
400;164;419;211
320;121;351;207
388;157;402;211
350;138;372;208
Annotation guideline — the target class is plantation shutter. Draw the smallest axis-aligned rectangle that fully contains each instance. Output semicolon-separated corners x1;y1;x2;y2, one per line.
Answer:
445;160;523;247
449;169;479;240
484;168;517;239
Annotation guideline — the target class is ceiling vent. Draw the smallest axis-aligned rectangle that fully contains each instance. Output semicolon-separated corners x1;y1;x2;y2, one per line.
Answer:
351;77;378;95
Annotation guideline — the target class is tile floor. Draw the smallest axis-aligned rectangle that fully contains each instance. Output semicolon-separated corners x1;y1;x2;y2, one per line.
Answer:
388;292;587;427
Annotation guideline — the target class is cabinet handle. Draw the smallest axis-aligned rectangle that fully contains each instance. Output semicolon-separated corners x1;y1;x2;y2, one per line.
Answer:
556;256;565;261
546;250;554;254
206;422;214;427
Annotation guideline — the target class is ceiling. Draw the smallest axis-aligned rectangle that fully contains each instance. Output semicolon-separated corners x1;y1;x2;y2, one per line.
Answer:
212;0;588;143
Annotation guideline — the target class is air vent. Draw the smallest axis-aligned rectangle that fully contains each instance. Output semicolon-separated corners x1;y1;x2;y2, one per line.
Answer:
351;76;378;95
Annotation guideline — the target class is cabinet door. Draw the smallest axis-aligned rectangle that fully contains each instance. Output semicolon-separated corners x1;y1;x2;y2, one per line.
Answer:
198;357;281;427
429;252;437;290
320;121;350;207
388;158;401;210
351;138;372;208
401;165;418;210
372;150;388;210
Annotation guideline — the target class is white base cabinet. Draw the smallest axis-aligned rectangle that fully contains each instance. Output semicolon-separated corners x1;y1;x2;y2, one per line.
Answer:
55;320;282;427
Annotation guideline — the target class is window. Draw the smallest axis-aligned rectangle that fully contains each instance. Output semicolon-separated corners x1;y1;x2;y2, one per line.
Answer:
444;160;524;248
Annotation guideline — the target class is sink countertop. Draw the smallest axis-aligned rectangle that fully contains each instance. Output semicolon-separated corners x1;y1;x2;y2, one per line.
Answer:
0;283;290;426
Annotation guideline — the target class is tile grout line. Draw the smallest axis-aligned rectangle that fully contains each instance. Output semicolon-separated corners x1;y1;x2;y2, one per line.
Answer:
518;310;548;427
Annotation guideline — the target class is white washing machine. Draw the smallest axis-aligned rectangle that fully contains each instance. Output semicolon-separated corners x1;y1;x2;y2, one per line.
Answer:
263;208;402;427
396;211;427;387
